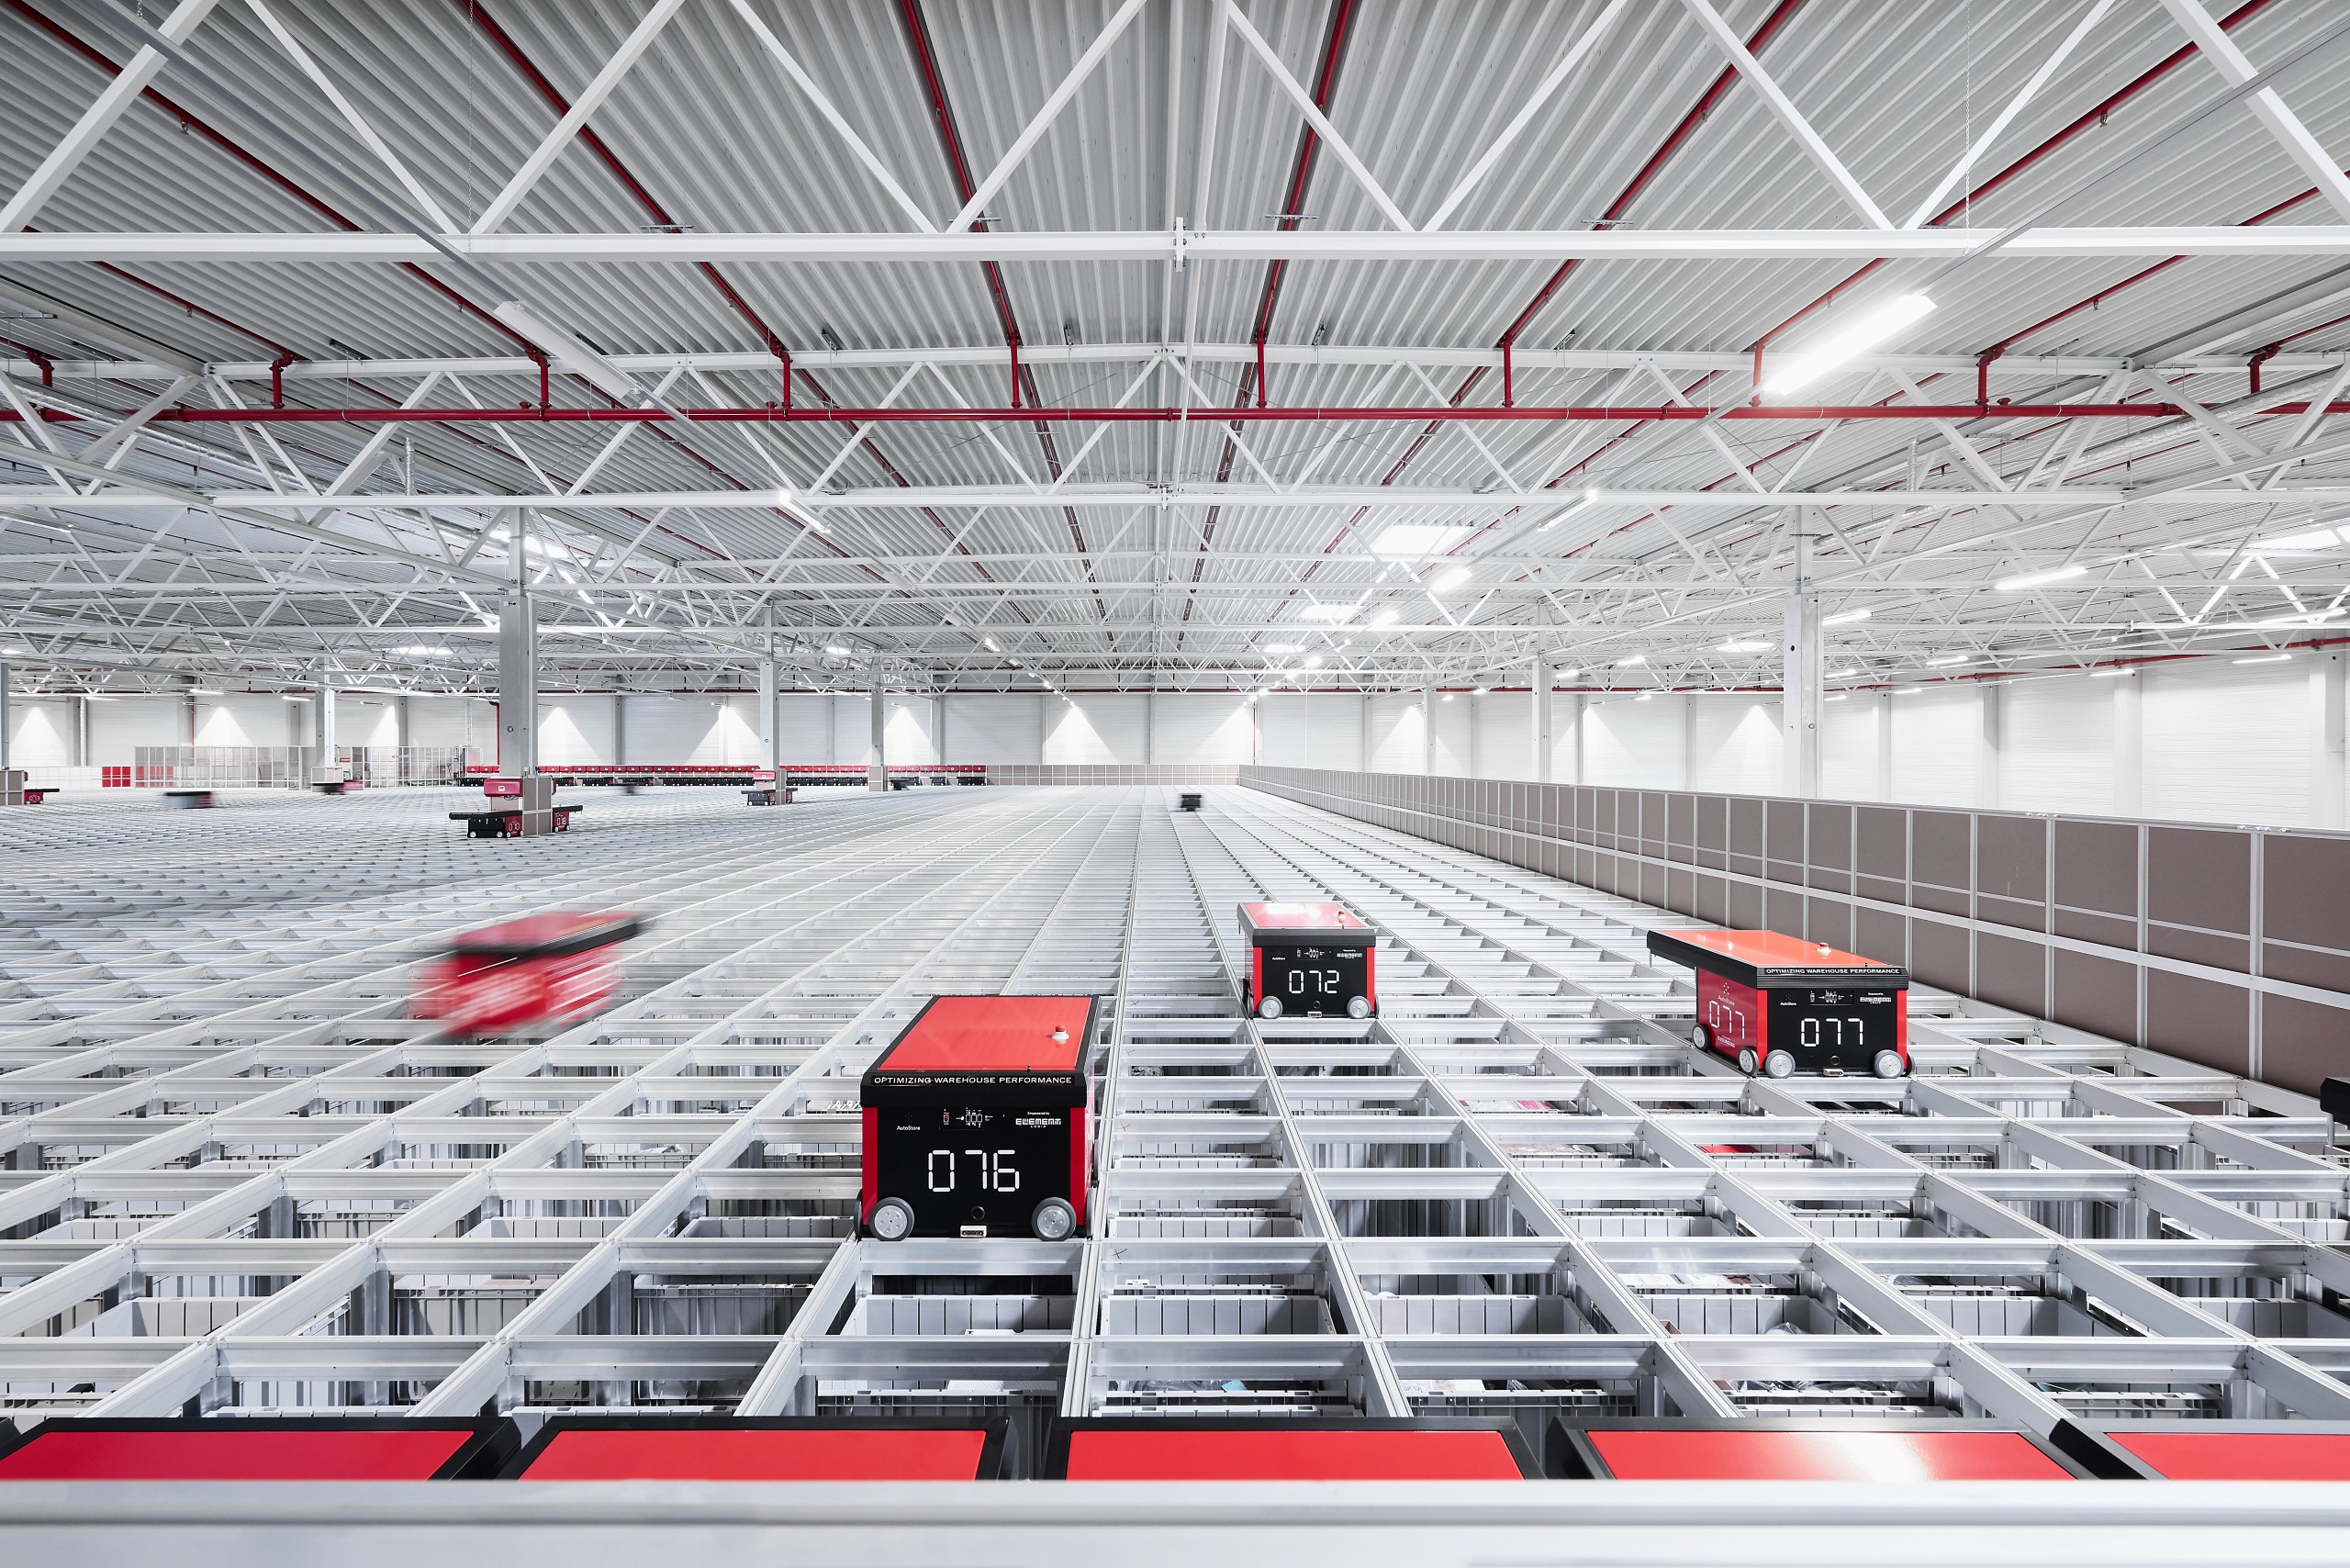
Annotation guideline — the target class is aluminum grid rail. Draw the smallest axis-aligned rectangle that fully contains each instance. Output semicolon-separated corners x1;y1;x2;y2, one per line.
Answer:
4;785;2350;1477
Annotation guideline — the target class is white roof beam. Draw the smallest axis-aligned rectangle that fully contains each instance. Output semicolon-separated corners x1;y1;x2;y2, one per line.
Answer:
0;0;220;234
1676;0;1892;230
467;0;688;236
2158;0;2350;225
17;226;2350;262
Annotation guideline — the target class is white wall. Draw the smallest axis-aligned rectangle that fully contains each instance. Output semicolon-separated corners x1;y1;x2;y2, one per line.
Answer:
944;693;1044;764
1045;694;1146;764
1584;696;1686;789
1691;696;1781;794
2143;658;2310;826
5;698;77;767
31;660;2344;829
1821;693;1883;801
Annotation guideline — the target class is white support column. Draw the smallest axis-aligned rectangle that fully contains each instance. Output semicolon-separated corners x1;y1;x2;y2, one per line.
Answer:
1873;690;1894;802
395;693;411;754
610;692;625;767
1248;695;1261;765
867;672;887;791
73;693;89;768
1780;533;1822;796
758;641;779;780
1977;682;2004;811
1469;690;1483;779
933;694;946;765
1682;693;1698;791
498;514;539;778
2113;673;2143;816
314;677;338;782
0;660;17;804
1144;690;1158;765
1420;687;1436;776
1532;657;1552;783
2312;650;2345;829
1565;691;1585;785
1356;692;1369;772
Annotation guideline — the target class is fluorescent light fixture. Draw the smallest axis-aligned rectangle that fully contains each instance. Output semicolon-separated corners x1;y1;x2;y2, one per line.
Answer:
1266;643;1301;655
1634;693;1653;701
1369;609;1399;628
1431;566;1472;591
1554;666;1580;679
824;644;850;657
2234;652;2293;665
2257;608;2347;626
1298;604;1354;621
1614;654;1646;666
489;299;642;404
2089;666;2134;678
1823;608;1871;625
1762;293;1937;394
2255;526;2345;552
1825;693;1849;702
189;687;222;696
1995;565;2087;592
1926;654;1971;666
1717;639;1770;653
1440;692;1455;702
1829;666;1861;679
1472;687;1488;696
393;644;453;657
1372;524;1470;556
982;637;1000;652
1302;655;1324;668
1896;685;1924;694
280;692;308;701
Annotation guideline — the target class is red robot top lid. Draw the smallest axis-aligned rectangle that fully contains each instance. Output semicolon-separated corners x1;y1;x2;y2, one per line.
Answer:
1237;902;1371;941
870;995;1093;1075
1646;927;1909;990
442;912;644;960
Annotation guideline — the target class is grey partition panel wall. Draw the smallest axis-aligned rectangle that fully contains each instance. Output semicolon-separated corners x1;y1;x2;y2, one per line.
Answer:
991;765;1242;787
1240;767;2350;1094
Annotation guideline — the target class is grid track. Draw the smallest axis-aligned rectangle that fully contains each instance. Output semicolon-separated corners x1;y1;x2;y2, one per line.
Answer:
4;785;2348;1473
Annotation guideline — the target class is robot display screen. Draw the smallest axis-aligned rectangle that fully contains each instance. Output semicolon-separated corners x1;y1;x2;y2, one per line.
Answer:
871;1104;1072;1234
1766;988;1901;1067
1262;946;1370;1016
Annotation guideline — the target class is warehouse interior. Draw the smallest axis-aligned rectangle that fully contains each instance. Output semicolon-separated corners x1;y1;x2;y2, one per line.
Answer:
6;0;2350;1558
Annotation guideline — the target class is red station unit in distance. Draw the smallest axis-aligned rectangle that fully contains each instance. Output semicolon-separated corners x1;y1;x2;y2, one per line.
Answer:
1238;902;1376;1021
861;995;1099;1243
1645;927;1908;1080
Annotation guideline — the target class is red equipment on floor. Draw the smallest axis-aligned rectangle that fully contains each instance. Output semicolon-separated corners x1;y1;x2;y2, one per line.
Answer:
1646;926;1909;1079
413;913;643;1038
1237;902;1377;1021
860;994;1099;1242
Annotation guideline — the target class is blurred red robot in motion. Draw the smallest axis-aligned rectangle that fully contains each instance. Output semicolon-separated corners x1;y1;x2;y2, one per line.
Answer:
415;913;644;1037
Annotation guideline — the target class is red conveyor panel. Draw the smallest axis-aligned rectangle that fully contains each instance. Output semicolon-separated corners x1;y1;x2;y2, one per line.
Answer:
0;1427;473;1481
1064;1428;1523;1482
519;1427;990;1482
1587;1428;2073;1482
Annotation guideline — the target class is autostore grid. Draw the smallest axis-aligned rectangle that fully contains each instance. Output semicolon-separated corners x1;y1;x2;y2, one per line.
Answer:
4;784;2350;1475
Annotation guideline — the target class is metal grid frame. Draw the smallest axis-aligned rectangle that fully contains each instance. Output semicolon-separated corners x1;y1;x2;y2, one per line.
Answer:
6;782;2350;1475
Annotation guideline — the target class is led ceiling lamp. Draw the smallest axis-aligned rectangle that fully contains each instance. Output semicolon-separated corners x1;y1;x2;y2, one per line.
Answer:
1762;294;1936;395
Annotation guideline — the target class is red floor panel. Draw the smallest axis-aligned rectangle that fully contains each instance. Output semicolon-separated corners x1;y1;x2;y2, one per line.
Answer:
2112;1431;2350;1482
518;1427;990;1482
1063;1428;1524;1482
1587;1429;2074;1482
0;1427;474;1482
